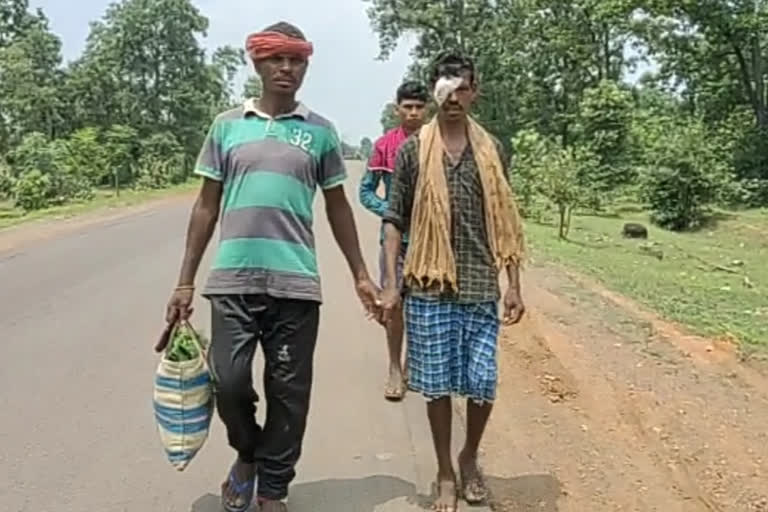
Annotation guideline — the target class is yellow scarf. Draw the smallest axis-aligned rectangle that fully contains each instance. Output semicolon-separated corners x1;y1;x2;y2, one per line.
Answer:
403;116;525;292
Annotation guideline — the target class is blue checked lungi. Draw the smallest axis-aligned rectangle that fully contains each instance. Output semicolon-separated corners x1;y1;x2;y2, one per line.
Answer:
405;296;500;403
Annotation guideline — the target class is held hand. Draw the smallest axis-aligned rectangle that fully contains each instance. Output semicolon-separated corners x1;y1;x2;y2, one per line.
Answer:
355;277;382;321
379;285;401;325
502;287;525;326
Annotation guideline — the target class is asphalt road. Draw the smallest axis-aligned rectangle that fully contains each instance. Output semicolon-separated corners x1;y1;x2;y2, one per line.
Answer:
0;162;488;512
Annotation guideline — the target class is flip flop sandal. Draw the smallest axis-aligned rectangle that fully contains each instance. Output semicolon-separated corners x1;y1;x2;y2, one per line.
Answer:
384;382;406;401
222;465;255;512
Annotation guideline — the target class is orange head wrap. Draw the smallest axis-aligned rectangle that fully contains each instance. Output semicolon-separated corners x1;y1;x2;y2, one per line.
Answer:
245;31;314;61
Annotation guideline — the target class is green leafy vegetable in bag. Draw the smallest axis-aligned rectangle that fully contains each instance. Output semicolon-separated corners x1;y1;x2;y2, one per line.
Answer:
166;325;207;362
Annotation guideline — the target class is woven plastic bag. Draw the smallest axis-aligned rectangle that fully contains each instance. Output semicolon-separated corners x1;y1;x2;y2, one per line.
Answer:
153;321;215;471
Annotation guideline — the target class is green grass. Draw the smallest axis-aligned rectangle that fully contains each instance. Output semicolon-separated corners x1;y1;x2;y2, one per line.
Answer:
525;207;768;354
0;180;199;230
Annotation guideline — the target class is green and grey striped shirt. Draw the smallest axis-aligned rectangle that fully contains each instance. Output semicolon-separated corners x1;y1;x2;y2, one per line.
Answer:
195;99;347;302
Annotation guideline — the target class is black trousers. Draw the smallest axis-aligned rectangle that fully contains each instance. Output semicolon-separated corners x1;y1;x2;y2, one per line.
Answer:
208;295;319;501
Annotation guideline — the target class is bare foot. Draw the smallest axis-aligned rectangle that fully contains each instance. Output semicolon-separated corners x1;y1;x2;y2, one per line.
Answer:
258;498;288;512
221;458;256;511
458;451;488;504
384;365;405;401
433;477;458;512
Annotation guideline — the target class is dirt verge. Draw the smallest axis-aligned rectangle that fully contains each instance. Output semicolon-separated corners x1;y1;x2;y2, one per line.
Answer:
483;264;768;512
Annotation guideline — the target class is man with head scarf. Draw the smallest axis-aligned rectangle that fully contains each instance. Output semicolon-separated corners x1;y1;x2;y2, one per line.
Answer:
379;53;526;512
164;21;380;512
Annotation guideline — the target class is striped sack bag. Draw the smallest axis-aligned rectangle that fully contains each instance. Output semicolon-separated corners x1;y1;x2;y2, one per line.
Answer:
153;321;215;471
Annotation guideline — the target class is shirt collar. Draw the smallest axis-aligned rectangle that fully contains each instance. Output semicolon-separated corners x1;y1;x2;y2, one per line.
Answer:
243;98;310;120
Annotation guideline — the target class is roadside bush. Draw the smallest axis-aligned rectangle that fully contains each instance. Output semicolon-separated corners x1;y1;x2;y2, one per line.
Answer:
643;166;714;230
66;128;108;186
641;121;729;231
8;132;58;177
14;170;51;211
135;157;185;189
46;139;94;204
741;179;768;207
8;134;94;207
715;178;768;208
136;132;187;188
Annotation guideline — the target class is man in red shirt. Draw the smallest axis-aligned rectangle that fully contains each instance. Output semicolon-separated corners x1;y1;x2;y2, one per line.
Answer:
359;81;428;401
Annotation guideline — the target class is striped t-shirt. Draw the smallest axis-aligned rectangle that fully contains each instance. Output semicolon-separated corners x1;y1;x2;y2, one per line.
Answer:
195;99;347;302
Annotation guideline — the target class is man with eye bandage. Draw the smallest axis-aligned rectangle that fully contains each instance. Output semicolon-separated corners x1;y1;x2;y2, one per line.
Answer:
379;53;526;512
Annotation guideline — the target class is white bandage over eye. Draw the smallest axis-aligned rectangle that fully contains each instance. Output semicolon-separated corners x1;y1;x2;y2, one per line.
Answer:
433;76;464;106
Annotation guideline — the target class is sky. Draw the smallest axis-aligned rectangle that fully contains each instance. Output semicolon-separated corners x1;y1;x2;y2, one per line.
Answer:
29;0;415;143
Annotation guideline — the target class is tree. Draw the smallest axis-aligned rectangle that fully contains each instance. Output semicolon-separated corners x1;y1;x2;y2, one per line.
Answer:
359;137;374;159
510;129;550;218
5;0;768;217
341;141;359;159
0;159;13;199
365;0;506;61
0;0;256;212
573;80;635;203
242;76;263;100
637;1;768;179
103;124;139;193
69;0;228;161
366;0;524;141
211;46;245;108
0;11;66;152
545;146;597;239
380;102;399;133
513;129;596;238
640;1;767;130
0;0;35;47
366;0;639;148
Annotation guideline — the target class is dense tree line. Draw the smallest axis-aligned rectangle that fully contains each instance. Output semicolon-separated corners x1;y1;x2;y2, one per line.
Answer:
0;0;254;210
366;0;768;232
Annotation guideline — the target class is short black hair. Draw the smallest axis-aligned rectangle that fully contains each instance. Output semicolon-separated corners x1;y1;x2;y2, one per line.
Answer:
429;52;476;87
262;21;306;40
396;81;428;104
